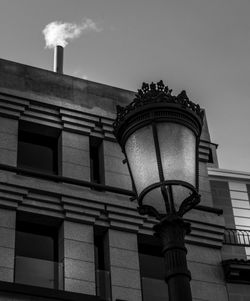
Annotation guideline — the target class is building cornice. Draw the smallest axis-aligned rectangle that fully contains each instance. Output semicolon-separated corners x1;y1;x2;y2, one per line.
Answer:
208;167;250;181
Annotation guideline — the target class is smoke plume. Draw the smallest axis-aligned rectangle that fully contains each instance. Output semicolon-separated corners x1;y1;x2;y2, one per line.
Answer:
43;19;102;48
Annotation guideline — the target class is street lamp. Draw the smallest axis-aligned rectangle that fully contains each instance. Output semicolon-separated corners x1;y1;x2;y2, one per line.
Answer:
113;81;204;301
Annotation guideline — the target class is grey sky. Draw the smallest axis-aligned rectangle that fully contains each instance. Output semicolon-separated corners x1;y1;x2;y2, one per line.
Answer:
0;0;250;172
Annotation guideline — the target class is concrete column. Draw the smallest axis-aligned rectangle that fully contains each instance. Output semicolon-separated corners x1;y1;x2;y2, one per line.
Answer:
0;117;18;166
187;244;228;301
61;131;90;181
59;221;95;295
0;208;16;282
107;229;142;301
199;161;213;206
103;141;132;190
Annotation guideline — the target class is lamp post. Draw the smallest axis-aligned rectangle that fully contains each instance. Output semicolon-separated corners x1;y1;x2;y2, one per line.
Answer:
113;81;204;301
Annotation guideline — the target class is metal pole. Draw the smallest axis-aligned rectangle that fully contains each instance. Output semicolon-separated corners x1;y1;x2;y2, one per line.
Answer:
154;215;192;301
53;45;64;74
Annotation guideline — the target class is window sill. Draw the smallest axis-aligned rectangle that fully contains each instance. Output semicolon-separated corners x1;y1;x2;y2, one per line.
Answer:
0;281;100;301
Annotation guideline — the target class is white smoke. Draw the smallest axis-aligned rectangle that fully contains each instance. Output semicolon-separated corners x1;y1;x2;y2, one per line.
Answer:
43;19;102;48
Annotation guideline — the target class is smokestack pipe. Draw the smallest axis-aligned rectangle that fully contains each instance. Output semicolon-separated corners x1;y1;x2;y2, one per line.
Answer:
53;45;64;74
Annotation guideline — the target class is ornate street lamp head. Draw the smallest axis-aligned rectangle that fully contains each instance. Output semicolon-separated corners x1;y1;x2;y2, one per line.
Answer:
113;81;204;220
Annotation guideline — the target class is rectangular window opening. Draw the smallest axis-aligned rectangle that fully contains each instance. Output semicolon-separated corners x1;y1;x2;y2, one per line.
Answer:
17;121;60;175
15;215;61;289
208;148;214;164
138;234;169;301
94;227;111;301
90;137;104;187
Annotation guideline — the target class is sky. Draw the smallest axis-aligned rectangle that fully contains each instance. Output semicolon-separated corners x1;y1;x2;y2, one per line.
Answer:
0;0;250;172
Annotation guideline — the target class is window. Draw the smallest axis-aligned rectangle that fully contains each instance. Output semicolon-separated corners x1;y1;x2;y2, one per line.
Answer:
94;227;111;301
90;137;104;185
138;235;169;301
17;121;60;175
15;217;61;289
94;230;106;271
208;148;214;164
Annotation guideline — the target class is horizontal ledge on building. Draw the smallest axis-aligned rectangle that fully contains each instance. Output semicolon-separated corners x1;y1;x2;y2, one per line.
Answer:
0;199;19;210
198;157;209;163
0;163;134;197
200;139;218;148
185;237;223;249
60;110;100;124
108;212;144;227
0;281;100;301
0;90;117;138
186;223;224;248
0;164;224;213
65;212;98;224
18;205;65;220
20;115;62;130
22;109;61;122
0;108;21;119
190;228;223;241
110;220;140;233
208;167;250;180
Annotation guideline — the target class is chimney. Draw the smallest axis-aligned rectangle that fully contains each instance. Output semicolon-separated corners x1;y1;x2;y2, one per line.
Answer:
53;45;64;74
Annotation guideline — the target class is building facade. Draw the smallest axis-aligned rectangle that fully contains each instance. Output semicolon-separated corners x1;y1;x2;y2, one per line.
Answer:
0;57;248;301
209;168;250;301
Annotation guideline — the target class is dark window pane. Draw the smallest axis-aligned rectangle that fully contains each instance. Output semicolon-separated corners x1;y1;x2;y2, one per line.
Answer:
96;270;111;301
15;256;61;289
16;231;54;261
139;253;165;279
208;148;214;163
141;277;168;301
15;222;57;261
94;228;111;301
95;235;105;270
138;238;165;279
90;137;104;187
138;235;168;301
17;130;58;174
15;221;60;289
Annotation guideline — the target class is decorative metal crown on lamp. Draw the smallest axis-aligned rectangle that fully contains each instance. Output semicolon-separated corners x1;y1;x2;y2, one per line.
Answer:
113;81;204;220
